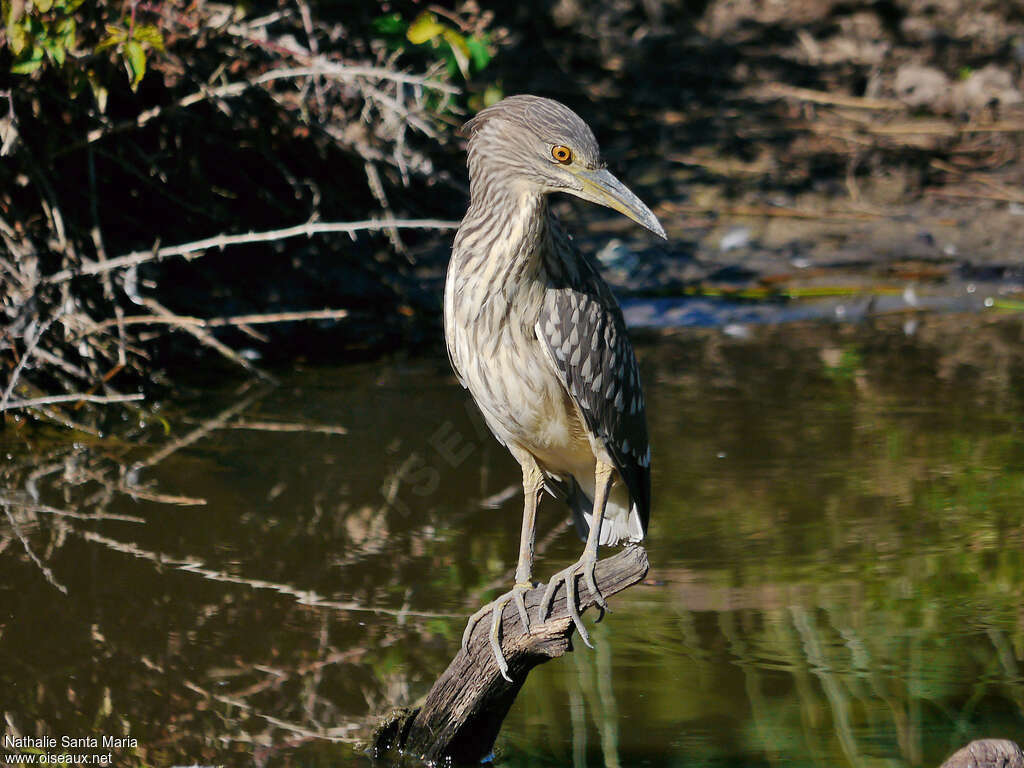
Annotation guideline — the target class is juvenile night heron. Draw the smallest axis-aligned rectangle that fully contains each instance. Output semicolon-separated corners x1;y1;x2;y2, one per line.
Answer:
445;95;665;680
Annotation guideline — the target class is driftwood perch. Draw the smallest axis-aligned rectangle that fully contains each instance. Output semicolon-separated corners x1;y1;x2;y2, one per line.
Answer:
373;545;649;765
940;739;1024;768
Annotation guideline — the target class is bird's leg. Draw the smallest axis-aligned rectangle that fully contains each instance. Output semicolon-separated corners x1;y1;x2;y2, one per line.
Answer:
537;461;615;648
462;460;543;682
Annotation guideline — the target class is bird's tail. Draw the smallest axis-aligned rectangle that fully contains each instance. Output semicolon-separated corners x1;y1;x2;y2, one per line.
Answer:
560;477;644;546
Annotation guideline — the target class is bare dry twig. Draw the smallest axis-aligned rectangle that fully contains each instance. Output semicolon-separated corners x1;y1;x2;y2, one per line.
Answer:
0;392;144;412
88;308;350;333
44;218;459;284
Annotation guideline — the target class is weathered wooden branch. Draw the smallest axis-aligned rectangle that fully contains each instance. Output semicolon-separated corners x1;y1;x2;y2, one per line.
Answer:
373;545;649;765
940;739;1024;768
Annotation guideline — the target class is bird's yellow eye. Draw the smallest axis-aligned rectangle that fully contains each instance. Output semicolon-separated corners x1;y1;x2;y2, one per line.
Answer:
551;145;573;164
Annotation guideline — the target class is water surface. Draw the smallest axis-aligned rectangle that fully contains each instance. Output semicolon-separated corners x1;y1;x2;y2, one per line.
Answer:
2;313;1024;767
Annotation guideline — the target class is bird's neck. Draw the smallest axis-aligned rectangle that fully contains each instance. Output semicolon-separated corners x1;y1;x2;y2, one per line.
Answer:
456;182;552;287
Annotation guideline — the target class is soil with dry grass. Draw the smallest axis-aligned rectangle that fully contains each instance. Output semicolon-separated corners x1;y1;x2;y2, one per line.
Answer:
490;0;1024;302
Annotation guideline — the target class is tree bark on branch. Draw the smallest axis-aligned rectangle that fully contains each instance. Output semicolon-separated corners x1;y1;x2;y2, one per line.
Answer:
373;545;649;765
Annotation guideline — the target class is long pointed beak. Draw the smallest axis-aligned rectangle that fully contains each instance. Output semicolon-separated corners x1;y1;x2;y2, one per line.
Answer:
571;167;667;240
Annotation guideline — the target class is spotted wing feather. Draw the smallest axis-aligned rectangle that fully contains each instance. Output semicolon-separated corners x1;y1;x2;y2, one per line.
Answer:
536;258;651;534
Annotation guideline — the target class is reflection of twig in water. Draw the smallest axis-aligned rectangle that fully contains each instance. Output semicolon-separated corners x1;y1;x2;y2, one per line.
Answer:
574;623;622;768
231;647;366;700
469;518;572;604
826;609;917;764
1;494;144;524
568;662;587;768
97;482;206;507
1;500;67;594
79;529;457;619
205;419;348;435
304;610;330;726
380;452;423;512
773;610;829;763
130;386;265;473
719;610;782;765
138;655;362;745
986;627;1024;718
479;483;520;509
790;606;861;767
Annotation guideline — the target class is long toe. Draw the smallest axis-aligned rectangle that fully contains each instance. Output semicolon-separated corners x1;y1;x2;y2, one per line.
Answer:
464;585;539;682
536;562;601;646
582;558;610;615
538;576;559;626
489;596;512;681
462;604;490;653
512;584;531;635
564;570;592;647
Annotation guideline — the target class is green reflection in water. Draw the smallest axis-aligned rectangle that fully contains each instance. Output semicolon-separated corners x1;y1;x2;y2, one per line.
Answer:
2;315;1023;767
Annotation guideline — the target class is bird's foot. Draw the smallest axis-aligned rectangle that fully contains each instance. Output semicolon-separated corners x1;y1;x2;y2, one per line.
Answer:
462;582;532;682
537;555;610;648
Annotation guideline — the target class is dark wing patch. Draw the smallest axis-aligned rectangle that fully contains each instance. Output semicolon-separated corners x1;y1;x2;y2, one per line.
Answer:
536;273;651;534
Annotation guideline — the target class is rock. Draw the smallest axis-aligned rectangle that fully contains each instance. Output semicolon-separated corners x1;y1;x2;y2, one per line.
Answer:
719;227;751;252
939;739;1024;768
952;65;1023;112
895;63;952;110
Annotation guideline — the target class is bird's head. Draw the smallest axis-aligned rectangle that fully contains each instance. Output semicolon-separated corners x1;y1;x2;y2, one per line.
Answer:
460;95;666;239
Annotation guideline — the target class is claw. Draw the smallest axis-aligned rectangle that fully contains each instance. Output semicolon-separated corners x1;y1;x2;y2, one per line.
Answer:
513;584;531;634
565;573;591;647
489;599;512;682
538;576;558;625
463;583;532;683
582;558;610;616
462;604;489;653
536;556;607;647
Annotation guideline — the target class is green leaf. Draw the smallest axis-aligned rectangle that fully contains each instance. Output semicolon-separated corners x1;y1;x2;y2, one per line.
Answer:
95;23;125;51
4;0;18;25
88;70;108;112
133;23;164;51
483;83;503;107
55;15;74;47
407;11;444;45
465;36;491;71
371;12;405;36
11;47;43;73
124;39;145;90
442;29;471;79
8;19;27;55
42;36;65;65
11;59;42;73
34;0;52;12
